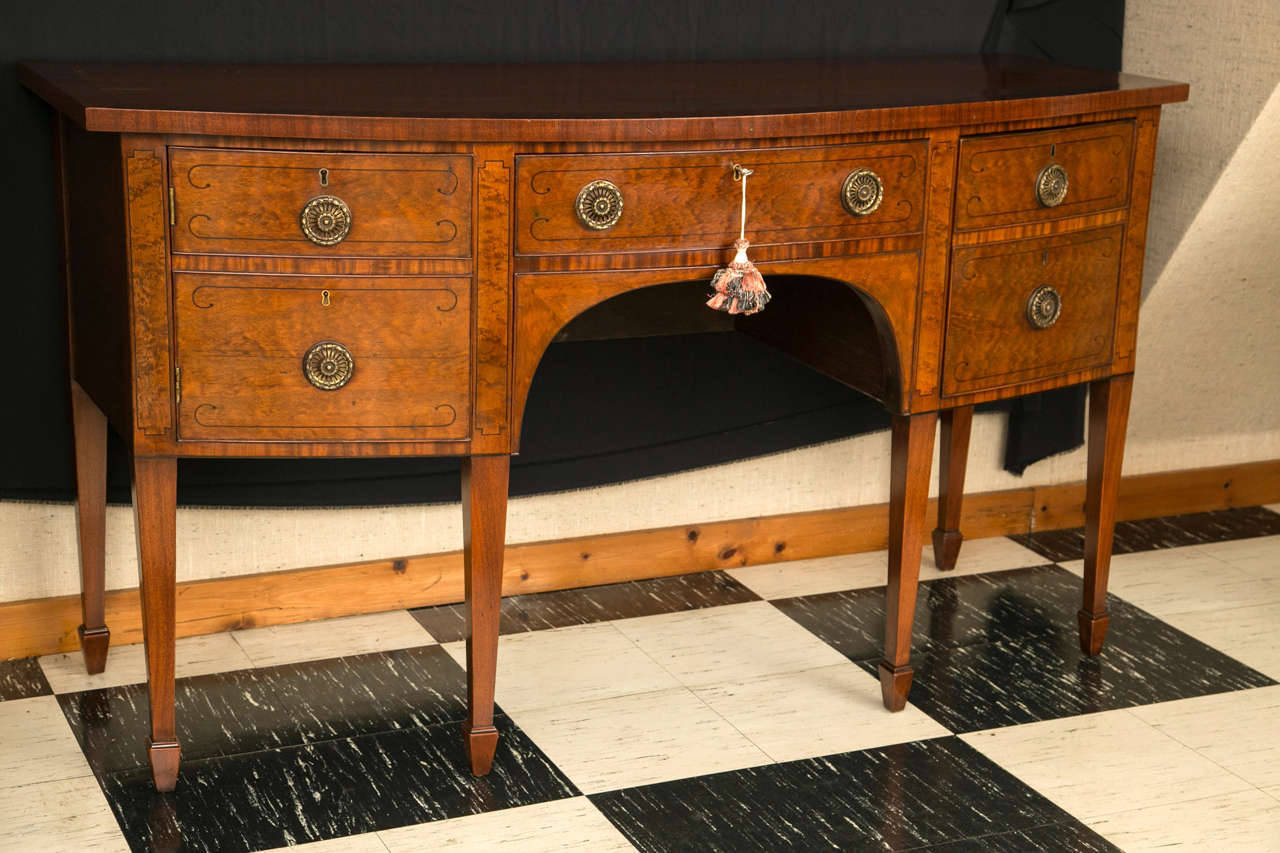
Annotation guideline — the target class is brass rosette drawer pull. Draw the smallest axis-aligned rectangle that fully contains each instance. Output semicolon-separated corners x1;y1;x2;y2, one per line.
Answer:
575;179;624;230
300;194;353;245
841;168;884;216
303;341;355;390
1035;163;1069;208
1026;285;1063;329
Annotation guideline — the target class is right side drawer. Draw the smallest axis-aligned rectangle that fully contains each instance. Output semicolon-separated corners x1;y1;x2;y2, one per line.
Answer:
955;121;1134;230
941;226;1123;397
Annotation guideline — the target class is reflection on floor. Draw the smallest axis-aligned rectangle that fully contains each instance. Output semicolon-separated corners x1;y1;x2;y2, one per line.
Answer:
1;506;1278;852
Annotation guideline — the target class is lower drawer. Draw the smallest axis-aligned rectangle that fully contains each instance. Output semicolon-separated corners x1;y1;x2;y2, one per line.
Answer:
174;274;471;441
942;227;1122;396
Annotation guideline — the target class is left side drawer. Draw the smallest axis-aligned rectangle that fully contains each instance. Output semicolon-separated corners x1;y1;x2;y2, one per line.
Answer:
174;273;471;442
169;149;472;258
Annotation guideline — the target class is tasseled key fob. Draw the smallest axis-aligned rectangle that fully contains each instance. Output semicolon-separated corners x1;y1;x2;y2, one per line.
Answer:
707;165;771;315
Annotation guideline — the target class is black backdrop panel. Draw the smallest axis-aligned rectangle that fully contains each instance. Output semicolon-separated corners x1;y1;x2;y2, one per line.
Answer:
1;1;1122;507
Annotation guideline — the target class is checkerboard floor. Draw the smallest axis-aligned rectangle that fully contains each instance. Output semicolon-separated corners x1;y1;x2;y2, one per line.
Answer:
2;505;1279;852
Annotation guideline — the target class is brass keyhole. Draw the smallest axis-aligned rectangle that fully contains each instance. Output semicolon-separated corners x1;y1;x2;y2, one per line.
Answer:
319;168;329;186
321;289;331;306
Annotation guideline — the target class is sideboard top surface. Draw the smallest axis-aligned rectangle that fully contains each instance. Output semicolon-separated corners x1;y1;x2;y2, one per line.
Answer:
19;54;1188;142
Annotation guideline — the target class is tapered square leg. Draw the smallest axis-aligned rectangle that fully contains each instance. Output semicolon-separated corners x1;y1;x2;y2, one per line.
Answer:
71;382;111;674
133;455;180;791
880;411;937;712
461;455;510;776
1079;374;1133;657
931;405;972;573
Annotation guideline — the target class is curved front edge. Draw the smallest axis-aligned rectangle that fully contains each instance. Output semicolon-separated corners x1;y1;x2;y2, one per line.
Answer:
510;252;920;449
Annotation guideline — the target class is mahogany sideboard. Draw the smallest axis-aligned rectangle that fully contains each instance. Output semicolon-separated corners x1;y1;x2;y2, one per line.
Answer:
19;56;1188;791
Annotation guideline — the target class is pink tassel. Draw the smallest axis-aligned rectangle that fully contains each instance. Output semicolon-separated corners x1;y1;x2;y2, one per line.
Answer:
707;238;771;315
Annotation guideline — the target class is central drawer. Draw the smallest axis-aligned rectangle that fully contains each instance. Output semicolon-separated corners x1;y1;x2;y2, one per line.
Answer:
169;149;473;258
174;274;471;441
515;141;927;256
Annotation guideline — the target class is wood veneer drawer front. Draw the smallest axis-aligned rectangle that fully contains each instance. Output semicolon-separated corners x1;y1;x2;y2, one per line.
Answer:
942;226;1122;397
955;121;1133;230
514;142;927;255
169;149;472;258
174;273;471;441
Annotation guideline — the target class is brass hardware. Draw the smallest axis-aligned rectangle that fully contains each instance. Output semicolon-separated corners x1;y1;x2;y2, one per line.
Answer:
321;289;331;306
732;163;753;181
319;168;329;187
1036;163;1069;207
168;186;176;227
303;341;354;390
575;179;624;230
1026;285;1062;329
300;195;353;246
174;366;181;405
841;168;884;216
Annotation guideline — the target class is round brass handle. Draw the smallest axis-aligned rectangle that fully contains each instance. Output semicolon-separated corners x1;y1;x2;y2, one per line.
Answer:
575;179;624;230
300;195;353;246
303;341;354;390
1035;163;1069;208
841;168;884;217
1026;285;1063;329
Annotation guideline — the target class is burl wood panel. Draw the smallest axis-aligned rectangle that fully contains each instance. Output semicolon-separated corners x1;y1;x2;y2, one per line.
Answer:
473;148;514;452
174;273;471;442
943;226;1123;397
169;149;472;258
121;138;173;438
515;141;926;256
955;120;1133;230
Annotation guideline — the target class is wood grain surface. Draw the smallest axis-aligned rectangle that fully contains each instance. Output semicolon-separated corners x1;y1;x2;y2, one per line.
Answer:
943;226;1123;396
169;148;472;258
515;142;926;255
174;273;472;442
955;120;1134;230
18;56;1187;141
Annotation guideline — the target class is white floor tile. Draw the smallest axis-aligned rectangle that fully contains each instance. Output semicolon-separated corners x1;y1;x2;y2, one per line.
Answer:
1161;601;1280;679
231;610;434;668
694;664;950;762
0;775;128;853
512;687;771;794
261;832;389;851
611;601;847;688
1059;546;1280;618
1128;684;1280;789
961;709;1252;819
1085;788;1280;853
727;536;1047;599
379;798;635;852
442;622;680;713
39;632;253;693
1192;534;1280;578
0;696;95;789
1265;785;1280;803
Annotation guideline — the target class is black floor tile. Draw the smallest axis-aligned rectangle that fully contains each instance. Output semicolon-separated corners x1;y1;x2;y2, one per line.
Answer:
775;566;1274;732
1011;505;1280;563
0;656;51;702
911;821;1119;852
103;715;577;853
60;644;473;775
411;570;759;642
591;737;1105;852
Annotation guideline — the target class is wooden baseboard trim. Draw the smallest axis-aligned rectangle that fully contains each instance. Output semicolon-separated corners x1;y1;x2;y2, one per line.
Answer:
3;458;1277;661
